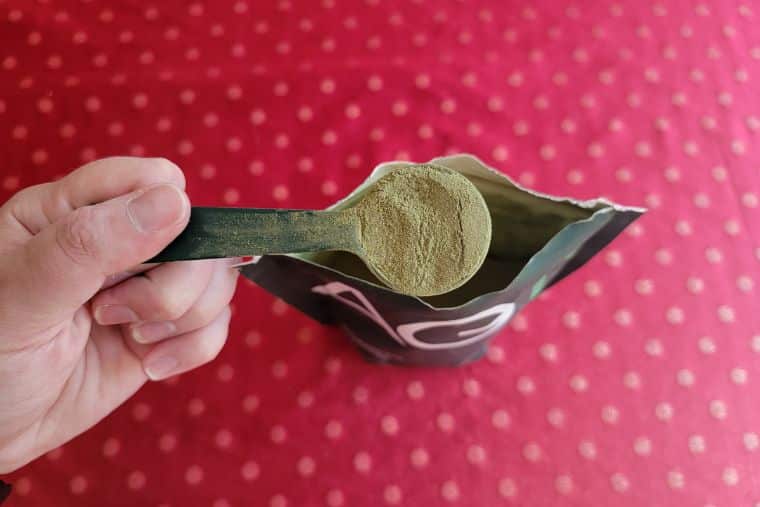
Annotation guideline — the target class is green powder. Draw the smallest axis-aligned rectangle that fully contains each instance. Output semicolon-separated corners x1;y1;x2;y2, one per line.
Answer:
350;164;492;297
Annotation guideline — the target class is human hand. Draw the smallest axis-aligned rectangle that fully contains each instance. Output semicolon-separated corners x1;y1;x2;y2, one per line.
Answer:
0;157;239;473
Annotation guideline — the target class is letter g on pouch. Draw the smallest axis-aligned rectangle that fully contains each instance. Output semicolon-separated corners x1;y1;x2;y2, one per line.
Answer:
241;154;644;366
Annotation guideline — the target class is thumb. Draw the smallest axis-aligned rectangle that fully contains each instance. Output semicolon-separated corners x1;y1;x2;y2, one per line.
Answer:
9;183;190;329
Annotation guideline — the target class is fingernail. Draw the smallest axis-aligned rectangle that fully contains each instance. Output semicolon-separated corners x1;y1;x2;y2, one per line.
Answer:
127;184;188;233
144;355;179;381
94;304;139;325
132;321;177;344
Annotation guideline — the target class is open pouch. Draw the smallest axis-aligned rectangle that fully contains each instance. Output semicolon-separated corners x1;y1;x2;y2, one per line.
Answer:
241;154;644;366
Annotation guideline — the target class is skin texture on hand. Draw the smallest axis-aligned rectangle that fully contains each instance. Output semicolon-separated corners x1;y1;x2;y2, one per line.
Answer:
0;157;239;473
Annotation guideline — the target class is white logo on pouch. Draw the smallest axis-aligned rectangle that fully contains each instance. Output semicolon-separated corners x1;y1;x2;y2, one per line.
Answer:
312;282;515;350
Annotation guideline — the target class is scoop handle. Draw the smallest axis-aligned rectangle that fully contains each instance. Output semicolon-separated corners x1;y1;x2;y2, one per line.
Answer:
146;206;357;262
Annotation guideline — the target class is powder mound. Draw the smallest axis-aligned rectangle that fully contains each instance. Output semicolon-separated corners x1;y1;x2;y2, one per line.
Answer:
353;164;492;297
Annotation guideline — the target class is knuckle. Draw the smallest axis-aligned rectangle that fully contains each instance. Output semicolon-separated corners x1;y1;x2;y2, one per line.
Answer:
148;157;185;187
5;185;36;206
197;335;224;364
154;295;187;321
186;301;216;328
2;184;42;218
55;207;101;265
197;309;231;364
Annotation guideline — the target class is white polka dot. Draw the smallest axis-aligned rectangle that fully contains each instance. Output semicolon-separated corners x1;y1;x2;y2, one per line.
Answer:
270;425;287;443
492;145;509;161
567;169;584;185
369;128;385;141
516;376;536;395
440;480;460;502
677;369;695;387
583;280;602;297
601;405;620;424
512;120;529;136
668;470;685;489
37;96;54;114
462;378;481;397
623;371;642;390
730;367;748;384
709;400;727;419
533;95;550;110
214;363;234;383
70;475;88;494
655;402;674;421
723;467;739;486
699;336;716;354
270;360;287;379
540;343;559;362
633;279;654;295
383;484;402;505
578;440;597;460
405;381;425;400
540;144;557;160
491;409;511;429
296;456;315;477
436;412;455;432
467;445;487;465
185;465;203;485
273;184;289;201
563;311;583;330
215;429;233;449
547;408;566;428
523;442;542;462
367;75;383;91
693;193;711;208
14;477;30;496
31;149;48;166
555;475;574;495
718;305;736;323
644;338;664;357
593;341;612;359
569;374;589;392
325;489;344;507
354;451;372;473
187;398;205;416
486;345;505;363
752;335;760;353
666;306;685;325
731;139;746;155
687;277;705;294
498;477;517;498
634;436;652;456
270;494;287;507
353;386;369;404
418;124;434;139
102;437;121;457
705;247;723;264
744;432;759;451
158;433;177;452
127;470;146;490
487;96;504;111
689;434;706;454
325;420;343;440
409;447;429;468
11;125;28;140
610;473;630;493
241;461;259;481
322;129;338;145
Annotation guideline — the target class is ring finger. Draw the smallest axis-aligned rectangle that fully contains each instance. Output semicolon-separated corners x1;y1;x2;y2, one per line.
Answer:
127;259;239;344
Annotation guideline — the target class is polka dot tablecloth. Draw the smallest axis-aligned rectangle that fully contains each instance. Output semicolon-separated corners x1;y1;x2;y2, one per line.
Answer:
2;0;760;506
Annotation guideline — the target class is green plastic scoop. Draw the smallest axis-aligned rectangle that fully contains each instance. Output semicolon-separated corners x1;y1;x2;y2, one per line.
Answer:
148;164;491;296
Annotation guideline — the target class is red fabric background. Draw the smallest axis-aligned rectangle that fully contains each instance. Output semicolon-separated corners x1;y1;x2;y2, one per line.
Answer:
2;1;760;506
